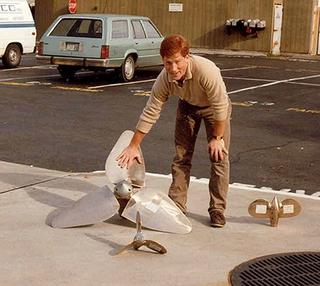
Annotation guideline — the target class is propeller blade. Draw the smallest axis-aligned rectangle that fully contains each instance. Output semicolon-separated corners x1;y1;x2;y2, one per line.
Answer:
269;196;280;227
279;198;301;218
134;211;144;241
122;187;192;234
116;240;166;255
144;240;167;254
48;186;119;228
105;130;145;187
248;199;271;218
113;242;136;256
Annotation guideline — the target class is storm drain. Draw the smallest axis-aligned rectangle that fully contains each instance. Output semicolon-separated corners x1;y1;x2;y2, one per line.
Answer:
229;252;320;286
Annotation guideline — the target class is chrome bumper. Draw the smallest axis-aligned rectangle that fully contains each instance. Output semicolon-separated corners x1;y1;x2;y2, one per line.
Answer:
36;55;112;68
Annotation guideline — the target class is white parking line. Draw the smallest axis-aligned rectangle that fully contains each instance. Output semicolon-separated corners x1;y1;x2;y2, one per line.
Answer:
228;74;320;94
2;65;319;94
88;67;320;91
224;76;320;87
88;78;156;90
221;66;257;72
224;76;274;82
287;81;320;87
87;67;257;89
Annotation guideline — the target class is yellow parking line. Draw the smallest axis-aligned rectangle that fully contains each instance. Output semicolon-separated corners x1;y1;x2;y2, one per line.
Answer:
0;82;33;86
0;82;100;93
133;91;151;97
287;108;320;114
232;102;320;114
232;101;253;107
51;86;101;93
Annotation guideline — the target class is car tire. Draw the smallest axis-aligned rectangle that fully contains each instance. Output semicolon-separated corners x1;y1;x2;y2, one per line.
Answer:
120;55;135;82
58;65;77;81
2;44;21;68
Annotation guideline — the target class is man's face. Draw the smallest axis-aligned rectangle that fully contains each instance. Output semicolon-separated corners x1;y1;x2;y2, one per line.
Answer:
163;52;189;81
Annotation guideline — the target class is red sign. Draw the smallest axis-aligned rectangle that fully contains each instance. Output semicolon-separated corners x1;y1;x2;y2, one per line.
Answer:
68;0;77;14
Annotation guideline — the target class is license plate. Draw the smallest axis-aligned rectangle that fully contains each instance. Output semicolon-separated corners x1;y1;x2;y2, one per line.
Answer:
66;42;79;51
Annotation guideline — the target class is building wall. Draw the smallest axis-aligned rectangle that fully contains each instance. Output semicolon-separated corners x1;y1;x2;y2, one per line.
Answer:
35;0;316;54
35;0;68;39
281;0;314;53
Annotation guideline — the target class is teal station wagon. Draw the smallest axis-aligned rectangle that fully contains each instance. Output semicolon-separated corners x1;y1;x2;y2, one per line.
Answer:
36;14;164;81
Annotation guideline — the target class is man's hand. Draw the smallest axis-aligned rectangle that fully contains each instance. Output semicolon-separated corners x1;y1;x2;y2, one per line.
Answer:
116;145;142;169
116;129;146;169
207;138;228;162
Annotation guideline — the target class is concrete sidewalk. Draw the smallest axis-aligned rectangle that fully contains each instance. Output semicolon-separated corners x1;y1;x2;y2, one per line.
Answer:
190;47;320;62
0;161;319;286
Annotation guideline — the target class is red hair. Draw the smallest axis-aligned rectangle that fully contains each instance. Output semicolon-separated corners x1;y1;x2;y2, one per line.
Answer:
160;34;189;58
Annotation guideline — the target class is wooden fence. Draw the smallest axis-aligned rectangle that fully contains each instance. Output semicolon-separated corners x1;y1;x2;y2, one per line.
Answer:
35;0;318;54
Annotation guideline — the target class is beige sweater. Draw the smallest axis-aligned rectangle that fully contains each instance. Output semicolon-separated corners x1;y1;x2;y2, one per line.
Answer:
136;55;230;133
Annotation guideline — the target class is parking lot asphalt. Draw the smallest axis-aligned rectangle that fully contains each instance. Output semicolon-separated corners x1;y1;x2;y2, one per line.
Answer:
1;51;320;197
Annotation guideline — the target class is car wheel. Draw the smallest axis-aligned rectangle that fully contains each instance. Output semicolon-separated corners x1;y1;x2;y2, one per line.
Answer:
120;55;135;82
2;44;21;68
58;65;77;81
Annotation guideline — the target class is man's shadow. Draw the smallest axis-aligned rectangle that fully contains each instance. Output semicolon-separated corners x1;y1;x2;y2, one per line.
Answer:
0;172;123;226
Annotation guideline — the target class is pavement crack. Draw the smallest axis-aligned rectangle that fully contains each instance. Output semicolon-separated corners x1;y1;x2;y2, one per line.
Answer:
231;140;298;164
0;173;71;195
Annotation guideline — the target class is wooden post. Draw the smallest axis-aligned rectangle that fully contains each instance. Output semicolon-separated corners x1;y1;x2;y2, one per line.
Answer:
271;0;284;55
309;1;320;55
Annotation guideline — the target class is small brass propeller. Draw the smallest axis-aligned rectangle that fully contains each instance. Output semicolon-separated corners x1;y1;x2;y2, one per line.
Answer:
114;211;167;255
248;196;301;227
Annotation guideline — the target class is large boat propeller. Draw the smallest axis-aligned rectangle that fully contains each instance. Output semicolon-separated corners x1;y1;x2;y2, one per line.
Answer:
47;130;192;234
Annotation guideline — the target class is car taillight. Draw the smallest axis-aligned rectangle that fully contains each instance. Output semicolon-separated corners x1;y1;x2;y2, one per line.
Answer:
37;42;44;55
100;45;109;59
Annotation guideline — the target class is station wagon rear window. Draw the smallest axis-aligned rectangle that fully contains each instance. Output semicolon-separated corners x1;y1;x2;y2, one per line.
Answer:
142;20;161;38
131;20;146;39
50;18;103;38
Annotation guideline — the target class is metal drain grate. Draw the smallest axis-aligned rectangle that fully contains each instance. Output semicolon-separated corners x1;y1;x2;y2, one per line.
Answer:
229;252;320;286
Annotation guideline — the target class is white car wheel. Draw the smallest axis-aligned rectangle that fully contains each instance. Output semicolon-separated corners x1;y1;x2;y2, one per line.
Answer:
121;55;135;82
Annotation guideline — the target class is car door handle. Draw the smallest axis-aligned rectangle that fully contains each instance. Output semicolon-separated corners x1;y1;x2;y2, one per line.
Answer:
91;45;99;48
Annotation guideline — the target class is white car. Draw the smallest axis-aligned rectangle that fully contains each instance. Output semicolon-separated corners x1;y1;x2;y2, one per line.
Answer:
0;0;36;68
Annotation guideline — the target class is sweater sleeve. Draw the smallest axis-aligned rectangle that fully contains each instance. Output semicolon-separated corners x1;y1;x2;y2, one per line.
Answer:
136;70;170;133
200;62;229;121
